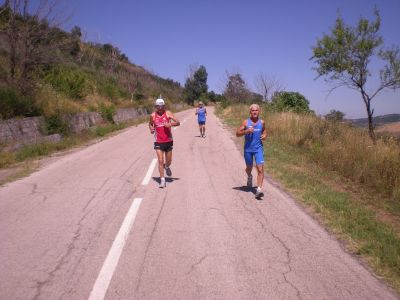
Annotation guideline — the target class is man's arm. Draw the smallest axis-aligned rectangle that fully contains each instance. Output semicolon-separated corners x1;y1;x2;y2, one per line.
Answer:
195;108;198;115
165;111;180;127
149;114;155;133
236;119;251;137
260;120;267;141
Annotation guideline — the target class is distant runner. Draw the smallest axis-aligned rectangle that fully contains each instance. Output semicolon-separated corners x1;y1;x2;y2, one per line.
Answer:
149;98;180;188
195;101;207;138
236;104;267;198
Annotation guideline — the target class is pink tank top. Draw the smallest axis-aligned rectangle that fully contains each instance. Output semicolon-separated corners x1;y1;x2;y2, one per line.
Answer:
153;112;172;143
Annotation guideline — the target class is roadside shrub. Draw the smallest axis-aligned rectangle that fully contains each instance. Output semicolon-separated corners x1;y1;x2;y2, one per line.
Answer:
0;87;40;119
44;113;70;135
98;103;116;123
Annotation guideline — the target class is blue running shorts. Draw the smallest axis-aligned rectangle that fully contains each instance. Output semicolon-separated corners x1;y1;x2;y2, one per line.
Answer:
244;149;264;166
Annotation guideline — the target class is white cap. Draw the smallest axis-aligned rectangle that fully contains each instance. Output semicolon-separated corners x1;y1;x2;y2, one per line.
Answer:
155;98;165;106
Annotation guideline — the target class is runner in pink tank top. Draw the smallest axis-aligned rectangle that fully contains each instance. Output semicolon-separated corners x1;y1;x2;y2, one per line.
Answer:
153;111;173;143
149;98;180;188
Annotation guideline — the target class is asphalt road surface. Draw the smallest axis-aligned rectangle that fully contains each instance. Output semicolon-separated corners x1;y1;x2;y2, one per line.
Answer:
0;107;397;300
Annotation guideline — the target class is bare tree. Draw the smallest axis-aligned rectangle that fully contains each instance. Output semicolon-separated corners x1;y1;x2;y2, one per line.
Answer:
254;72;285;102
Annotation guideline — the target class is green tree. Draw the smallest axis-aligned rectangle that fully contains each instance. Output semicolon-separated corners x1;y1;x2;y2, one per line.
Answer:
311;9;400;143
272;91;312;113
325;109;345;121
184;65;208;105
223;73;251;103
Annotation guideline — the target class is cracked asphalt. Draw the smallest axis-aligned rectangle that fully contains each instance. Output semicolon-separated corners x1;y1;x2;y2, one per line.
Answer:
0;107;397;299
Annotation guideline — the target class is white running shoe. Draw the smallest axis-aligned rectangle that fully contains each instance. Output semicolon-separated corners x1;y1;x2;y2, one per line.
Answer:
159;177;166;188
255;187;264;198
247;175;253;187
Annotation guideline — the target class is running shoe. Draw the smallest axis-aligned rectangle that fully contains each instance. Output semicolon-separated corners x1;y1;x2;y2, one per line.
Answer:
255;187;264;198
159;177;166;188
165;166;172;177
247;175;253;187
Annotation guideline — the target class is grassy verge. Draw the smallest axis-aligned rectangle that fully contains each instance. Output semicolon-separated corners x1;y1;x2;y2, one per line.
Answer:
216;104;400;294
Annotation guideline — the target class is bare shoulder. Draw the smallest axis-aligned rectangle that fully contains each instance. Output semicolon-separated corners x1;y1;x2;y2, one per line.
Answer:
166;110;176;118
149;112;155;121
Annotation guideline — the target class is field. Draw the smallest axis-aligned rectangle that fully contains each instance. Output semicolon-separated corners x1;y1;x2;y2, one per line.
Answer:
376;121;400;138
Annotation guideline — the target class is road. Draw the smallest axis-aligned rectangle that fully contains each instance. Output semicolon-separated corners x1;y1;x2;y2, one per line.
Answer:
0;107;397;299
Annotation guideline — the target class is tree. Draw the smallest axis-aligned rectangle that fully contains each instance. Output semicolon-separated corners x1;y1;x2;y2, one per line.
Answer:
272;91;312;113
311;9;400;143
184;65;208;105
325;109;345;121
254;72;285;102
223;72;251;103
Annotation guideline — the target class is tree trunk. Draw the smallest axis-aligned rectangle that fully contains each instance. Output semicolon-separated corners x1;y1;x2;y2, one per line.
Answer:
362;91;376;144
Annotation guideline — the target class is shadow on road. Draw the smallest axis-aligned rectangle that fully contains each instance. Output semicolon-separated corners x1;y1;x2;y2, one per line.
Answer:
232;186;263;200
232;186;255;194
152;177;181;183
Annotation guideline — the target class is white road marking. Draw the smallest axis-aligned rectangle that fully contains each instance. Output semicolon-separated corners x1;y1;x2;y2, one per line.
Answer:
141;158;157;185
88;198;142;300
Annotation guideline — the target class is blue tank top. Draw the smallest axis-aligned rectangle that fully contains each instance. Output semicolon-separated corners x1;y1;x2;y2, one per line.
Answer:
197;107;206;122
244;118;263;152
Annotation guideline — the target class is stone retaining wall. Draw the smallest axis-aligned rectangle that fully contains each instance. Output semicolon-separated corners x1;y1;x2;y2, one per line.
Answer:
66;112;104;134
0;107;151;149
113;107;149;124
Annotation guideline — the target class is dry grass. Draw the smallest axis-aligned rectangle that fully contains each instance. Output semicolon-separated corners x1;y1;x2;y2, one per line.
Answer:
267;112;400;204
376;122;400;138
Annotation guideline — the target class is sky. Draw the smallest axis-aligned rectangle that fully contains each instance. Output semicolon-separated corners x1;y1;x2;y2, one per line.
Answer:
26;0;400;118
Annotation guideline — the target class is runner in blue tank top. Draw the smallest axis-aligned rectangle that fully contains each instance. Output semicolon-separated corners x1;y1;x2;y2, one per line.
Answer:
195;101;207;138
236;104;267;198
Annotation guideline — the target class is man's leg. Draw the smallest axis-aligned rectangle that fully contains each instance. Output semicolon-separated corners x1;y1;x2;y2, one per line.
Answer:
244;152;253;187
245;165;253;176
156;149;165;178
165;149;172;168
255;164;264;189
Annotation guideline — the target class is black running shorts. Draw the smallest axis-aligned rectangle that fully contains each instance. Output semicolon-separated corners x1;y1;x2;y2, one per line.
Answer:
154;141;173;152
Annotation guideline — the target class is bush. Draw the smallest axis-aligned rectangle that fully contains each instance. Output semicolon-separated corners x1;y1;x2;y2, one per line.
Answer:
272;91;312;113
0;87;40;119
98;103;116;123
97;78;129;101
43;66;90;100
44;113;69;135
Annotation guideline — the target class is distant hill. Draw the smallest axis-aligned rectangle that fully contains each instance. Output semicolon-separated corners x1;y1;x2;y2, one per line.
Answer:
347;114;400;127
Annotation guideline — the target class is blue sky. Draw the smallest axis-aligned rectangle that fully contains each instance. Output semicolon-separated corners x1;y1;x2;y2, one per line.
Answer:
39;0;400;118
